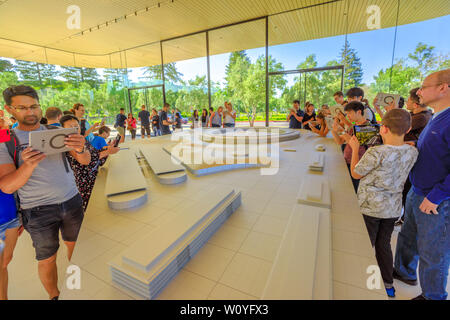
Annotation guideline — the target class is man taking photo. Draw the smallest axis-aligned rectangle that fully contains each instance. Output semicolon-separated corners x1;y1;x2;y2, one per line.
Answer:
0;85;90;300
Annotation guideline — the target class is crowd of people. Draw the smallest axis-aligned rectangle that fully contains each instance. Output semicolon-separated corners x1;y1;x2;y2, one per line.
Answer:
289;69;449;300
0;69;448;301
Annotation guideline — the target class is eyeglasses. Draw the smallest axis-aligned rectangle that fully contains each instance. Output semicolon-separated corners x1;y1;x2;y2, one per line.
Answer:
419;83;449;90
11;104;41;112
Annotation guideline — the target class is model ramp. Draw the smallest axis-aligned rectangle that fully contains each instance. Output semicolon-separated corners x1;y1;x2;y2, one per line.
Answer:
140;145;187;185
104;150;148;210
109;186;241;299
262;156;332;299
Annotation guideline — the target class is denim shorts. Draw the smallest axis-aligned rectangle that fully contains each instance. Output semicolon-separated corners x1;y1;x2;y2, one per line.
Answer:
21;193;84;261
0;217;21;245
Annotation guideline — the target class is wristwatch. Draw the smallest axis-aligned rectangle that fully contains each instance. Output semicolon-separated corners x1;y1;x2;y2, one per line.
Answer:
75;146;86;154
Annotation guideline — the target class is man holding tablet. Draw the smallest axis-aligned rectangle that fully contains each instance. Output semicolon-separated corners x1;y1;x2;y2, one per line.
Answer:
0;85;90;300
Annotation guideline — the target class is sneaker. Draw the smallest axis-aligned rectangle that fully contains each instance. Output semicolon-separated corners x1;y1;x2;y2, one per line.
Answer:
393;269;417;286
386;287;396;298
412;294;426;300
51;296;59;300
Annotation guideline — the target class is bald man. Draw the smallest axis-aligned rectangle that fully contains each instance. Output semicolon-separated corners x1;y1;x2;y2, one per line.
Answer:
393;69;450;300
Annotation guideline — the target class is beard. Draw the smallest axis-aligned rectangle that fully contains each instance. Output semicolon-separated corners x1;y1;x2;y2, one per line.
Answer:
21;115;40;125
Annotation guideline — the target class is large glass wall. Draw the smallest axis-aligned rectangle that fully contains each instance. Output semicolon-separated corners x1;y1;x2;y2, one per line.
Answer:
209;19;266;127
162;33;208;121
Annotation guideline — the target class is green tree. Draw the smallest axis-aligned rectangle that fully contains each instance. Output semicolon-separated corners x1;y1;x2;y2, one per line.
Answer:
15;60;58;87
280;55;342;110
60;66;102;88
143;63;183;84
0;72;19;104
340;40;363;87
103;68;132;87
369;59;421;99
408;42;438;82
225;51;251;100
0;59;14;72
239;55;285;126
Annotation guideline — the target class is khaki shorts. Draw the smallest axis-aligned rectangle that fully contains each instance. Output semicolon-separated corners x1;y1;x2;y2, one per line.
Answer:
117;126;125;137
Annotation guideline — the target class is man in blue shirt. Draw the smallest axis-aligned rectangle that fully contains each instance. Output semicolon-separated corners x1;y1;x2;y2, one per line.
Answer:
287;100;304;129
45;107;62;127
394;69;450;300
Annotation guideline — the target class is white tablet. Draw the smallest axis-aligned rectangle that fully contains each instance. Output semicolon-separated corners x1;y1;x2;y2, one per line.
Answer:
376;93;401;108
29;127;78;155
328;105;344;117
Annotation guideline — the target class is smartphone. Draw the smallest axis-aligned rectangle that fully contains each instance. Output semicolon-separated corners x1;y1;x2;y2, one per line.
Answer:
354;124;382;146
113;134;121;147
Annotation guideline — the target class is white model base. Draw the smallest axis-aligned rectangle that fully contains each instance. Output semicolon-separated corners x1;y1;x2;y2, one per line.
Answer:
107;190;148;211
109;189;241;299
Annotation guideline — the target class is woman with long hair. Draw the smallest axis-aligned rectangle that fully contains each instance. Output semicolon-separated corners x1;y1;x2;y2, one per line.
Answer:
201;108;209;127
223;102;236;128
127;113;137;140
191;109;200;129
302;103;316;130
60;114;119;211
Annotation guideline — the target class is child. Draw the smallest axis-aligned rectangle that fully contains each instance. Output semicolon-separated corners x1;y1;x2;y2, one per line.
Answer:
91;126;111;150
348;109;419;298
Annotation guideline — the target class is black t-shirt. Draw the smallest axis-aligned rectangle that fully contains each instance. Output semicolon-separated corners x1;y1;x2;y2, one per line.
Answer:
160;111;171;135
138;110;151;126
175;112;182;129
152;115;160;128
302;112;316;130
115;113;127;128
289;109;304;129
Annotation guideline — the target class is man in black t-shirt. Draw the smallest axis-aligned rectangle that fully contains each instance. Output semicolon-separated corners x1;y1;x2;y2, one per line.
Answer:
160;103;174;135
287;100;304;129
114;108;127;142
138;105;151;139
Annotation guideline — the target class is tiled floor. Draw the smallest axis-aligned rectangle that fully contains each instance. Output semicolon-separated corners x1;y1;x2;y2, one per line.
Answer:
7;130;450;300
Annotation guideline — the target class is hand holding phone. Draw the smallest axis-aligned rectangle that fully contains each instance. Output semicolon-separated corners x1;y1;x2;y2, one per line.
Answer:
113;134;121;147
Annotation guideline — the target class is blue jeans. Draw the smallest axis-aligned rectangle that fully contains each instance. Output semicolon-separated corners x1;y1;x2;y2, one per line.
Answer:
394;189;450;300
152;127;161;136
